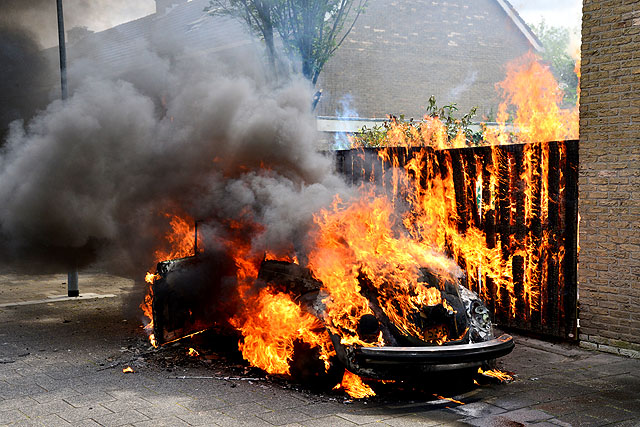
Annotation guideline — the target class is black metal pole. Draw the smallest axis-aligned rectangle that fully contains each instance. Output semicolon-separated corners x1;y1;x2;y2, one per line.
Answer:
56;0;68;100
56;0;78;297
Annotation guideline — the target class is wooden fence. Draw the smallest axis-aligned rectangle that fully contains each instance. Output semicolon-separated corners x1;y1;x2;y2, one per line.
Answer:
335;140;579;340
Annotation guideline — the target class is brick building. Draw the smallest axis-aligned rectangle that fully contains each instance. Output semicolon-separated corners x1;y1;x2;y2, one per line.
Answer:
316;0;542;120
55;0;539;123
579;0;640;356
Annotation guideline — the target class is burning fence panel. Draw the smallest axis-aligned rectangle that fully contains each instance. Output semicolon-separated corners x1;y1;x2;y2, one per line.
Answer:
335;140;578;340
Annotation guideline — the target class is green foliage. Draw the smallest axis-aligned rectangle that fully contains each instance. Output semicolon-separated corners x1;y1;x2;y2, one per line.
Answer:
530;20;580;107
354;96;483;148
424;96;479;143
355;122;389;148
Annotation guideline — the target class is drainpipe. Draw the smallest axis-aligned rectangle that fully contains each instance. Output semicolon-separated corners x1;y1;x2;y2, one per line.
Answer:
56;0;78;297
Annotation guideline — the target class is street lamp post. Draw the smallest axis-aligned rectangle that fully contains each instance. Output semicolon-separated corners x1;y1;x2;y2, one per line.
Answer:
56;0;68;100
56;0;78;297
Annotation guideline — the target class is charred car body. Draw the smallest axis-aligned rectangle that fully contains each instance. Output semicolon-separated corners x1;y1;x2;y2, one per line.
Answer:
150;253;514;381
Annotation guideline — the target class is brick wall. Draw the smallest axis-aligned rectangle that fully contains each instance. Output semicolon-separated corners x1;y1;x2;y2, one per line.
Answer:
579;0;640;356
316;0;537;119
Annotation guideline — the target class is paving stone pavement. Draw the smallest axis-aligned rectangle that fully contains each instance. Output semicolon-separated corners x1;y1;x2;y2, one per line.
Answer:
1;273;639;426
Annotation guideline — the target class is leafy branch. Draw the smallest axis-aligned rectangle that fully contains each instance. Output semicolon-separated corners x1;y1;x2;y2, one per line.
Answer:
354;96;482;148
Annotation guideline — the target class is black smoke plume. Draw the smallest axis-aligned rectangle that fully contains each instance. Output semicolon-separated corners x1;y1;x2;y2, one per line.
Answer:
0;27;350;278
0;27;53;144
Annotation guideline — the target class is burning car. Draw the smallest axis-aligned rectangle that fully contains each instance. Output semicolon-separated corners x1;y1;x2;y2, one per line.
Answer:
147;248;514;383
141;159;521;393
255;259;513;380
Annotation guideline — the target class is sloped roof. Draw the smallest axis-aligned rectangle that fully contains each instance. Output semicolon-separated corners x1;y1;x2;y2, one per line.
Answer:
63;0;251;74
495;0;543;52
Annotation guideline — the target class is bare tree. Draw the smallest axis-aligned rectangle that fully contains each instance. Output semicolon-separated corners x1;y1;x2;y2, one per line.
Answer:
208;0;367;84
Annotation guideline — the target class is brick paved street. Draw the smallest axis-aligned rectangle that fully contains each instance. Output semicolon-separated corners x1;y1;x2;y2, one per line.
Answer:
1;273;639;426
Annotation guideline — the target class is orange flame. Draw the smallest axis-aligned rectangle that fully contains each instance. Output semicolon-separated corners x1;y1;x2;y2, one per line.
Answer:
232;288;334;375
145;272;159;284
140;278;157;348
337;370;376;399
434;394;465;405
122;366;134;373
139;53;579;379
187;348;200;357
352;52;579;150
308;191;462;346
154;213;201;262
265;250;299;264
478;367;513;382
485;51;579;145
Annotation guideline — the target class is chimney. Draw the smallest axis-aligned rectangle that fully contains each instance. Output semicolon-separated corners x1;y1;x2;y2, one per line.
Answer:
155;0;186;14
